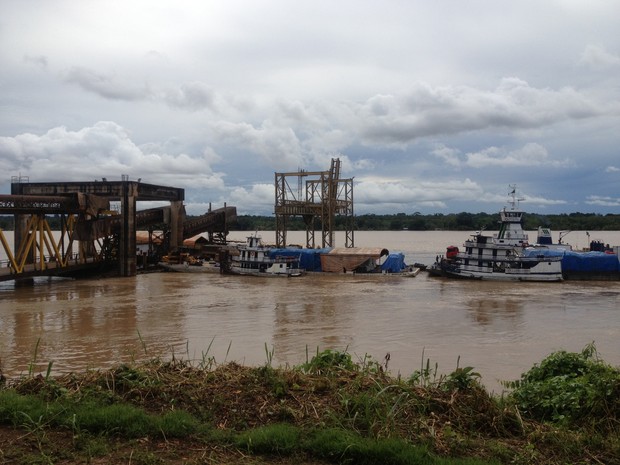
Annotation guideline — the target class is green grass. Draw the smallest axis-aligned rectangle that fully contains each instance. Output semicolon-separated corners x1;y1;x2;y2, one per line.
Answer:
238;424;498;465
1;345;618;464
0;391;204;439
0;389;498;464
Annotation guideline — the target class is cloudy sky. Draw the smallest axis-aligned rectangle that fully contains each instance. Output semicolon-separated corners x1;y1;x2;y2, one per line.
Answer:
1;1;619;215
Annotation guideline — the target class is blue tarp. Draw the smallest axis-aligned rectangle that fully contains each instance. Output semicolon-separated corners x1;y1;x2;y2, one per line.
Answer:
269;248;332;272
523;248;620;273
269;248;409;273
380;252;408;273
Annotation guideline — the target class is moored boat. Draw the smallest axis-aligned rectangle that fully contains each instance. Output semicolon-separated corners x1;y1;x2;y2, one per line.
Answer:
430;185;563;282
159;260;220;273
159;253;221;273
226;234;305;277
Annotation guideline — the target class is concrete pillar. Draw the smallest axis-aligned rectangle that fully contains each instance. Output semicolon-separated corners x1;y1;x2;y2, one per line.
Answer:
10;183;32;266
169;201;185;250
120;180;137;276
13;214;31;264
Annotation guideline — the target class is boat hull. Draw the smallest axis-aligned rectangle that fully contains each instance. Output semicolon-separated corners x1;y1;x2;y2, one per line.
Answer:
433;257;564;282
228;266;304;277
159;262;220;273
443;269;563;282
562;271;620;281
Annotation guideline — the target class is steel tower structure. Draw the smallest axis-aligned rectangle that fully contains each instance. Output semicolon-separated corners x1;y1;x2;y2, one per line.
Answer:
274;158;354;249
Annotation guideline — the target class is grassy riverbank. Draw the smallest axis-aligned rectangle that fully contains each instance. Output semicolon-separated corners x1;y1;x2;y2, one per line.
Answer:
1;346;618;464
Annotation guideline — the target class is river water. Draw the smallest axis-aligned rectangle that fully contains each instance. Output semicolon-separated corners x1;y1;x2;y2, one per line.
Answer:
1;230;619;392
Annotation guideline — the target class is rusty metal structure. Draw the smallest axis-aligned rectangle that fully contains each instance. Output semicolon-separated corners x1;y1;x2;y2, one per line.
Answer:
0;176;236;282
274;158;354;249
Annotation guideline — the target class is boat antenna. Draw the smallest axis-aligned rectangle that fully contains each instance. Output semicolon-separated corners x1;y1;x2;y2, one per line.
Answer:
508;184;525;209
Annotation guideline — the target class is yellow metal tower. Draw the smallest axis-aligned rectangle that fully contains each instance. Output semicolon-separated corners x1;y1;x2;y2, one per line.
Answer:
274;158;354;249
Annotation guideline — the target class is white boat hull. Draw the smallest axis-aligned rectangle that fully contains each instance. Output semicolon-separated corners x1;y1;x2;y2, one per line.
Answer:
444;270;563;281
228;266;304;277
442;259;563;281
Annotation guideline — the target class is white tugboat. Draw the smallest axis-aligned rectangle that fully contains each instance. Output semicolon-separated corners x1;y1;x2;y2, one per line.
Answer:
431;185;563;281
228;234;305;277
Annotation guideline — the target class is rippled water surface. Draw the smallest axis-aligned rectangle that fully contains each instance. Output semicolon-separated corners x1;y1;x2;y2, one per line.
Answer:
1;230;619;391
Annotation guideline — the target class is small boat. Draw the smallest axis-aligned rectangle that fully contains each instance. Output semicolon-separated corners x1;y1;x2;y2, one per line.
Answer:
159;261;220;273
430;185;563;282
159;253;220;273
399;267;421;277
227;234;305;277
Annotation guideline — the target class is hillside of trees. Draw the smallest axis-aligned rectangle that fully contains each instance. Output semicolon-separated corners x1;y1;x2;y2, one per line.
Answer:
2;211;620;232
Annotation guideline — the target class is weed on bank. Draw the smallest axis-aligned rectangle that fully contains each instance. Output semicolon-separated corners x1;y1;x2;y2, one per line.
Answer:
0;345;618;464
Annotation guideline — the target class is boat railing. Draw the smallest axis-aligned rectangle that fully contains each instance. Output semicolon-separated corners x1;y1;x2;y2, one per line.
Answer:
456;252;562;263
273;255;301;263
241;256;275;263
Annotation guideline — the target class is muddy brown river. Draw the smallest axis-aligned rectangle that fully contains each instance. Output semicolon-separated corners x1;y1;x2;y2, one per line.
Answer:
1;230;619;392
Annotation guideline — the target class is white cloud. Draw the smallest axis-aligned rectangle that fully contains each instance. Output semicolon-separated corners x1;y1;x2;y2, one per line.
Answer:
350;158;376;171
521;195;568;208
579;45;620;69
213;120;304;170
227;183;275;215
585;195;620;207
65;67;150;101
0;122;226;189
605;166;620;173
465;143;570;168
432;144;462;168
161;82;218;111
355;79;608;147
354;177;483;211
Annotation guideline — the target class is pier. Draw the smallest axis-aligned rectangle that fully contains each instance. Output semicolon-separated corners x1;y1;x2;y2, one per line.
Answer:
0;177;236;282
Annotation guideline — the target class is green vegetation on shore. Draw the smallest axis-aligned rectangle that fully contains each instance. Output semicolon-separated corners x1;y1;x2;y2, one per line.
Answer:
3;211;620;232
1;344;618;464
234;212;620;232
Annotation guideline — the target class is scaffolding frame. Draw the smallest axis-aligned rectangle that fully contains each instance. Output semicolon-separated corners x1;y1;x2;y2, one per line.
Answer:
274;158;354;249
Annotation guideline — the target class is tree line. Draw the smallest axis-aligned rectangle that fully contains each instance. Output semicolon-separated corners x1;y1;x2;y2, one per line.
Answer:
2;211;620;232
233;211;620;231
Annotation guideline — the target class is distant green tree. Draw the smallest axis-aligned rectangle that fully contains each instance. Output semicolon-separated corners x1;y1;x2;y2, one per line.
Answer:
407;217;427;230
455;212;474;229
5;211;619;232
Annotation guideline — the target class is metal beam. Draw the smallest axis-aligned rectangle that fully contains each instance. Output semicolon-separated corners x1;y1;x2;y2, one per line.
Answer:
0;193;109;215
11;181;184;202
